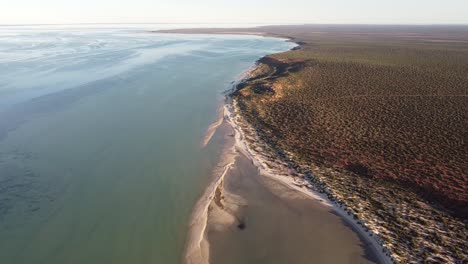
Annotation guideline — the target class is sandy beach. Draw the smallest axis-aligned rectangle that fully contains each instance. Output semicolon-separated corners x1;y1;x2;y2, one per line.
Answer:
183;68;394;264
224;97;394;264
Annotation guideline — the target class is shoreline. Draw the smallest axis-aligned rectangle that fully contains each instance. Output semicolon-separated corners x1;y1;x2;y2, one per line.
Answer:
183;131;236;264
224;84;393;264
185;59;393;264
154;28;303;49
183;75;248;264
161;27;468;263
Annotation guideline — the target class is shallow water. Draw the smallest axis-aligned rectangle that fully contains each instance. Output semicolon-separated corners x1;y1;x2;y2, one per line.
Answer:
0;26;294;264
208;150;380;264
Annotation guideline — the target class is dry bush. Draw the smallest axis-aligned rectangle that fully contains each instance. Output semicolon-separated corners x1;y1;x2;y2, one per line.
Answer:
237;30;468;218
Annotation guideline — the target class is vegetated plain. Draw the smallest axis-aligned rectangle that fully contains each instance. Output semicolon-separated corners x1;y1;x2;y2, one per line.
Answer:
160;25;468;263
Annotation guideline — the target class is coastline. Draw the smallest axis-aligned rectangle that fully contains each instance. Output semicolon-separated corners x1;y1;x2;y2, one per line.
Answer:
183;76;248;264
224;79;393;264
225;86;394;264
159;28;466;263
183;117;237;264
185;59;393;264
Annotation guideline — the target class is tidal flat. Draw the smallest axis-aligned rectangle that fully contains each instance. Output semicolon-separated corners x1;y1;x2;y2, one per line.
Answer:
208;150;380;264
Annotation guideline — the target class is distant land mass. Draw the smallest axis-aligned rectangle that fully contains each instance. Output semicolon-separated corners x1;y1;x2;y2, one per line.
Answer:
158;25;468;263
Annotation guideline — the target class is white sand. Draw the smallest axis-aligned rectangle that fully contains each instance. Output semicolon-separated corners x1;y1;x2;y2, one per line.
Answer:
185;67;394;264
224;95;394;264
184;137;236;264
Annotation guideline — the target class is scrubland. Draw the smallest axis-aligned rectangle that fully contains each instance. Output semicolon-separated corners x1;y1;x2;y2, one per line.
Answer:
161;25;468;263
234;26;468;263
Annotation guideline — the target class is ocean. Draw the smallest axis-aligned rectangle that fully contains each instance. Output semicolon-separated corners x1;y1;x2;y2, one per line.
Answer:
0;25;294;264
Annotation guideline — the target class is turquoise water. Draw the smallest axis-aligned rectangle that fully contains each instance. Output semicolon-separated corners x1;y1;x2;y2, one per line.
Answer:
0;26;294;264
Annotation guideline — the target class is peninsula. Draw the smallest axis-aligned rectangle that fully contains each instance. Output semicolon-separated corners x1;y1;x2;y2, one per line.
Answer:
159;25;468;263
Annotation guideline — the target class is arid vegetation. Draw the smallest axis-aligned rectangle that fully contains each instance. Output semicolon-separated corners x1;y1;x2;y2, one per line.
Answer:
160;25;468;262
239;59;467;217
236;26;468;263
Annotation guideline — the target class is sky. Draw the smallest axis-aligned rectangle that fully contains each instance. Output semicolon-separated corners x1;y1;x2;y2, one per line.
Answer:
1;0;468;25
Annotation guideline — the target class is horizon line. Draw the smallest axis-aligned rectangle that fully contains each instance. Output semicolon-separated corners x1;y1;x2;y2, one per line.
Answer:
1;22;468;27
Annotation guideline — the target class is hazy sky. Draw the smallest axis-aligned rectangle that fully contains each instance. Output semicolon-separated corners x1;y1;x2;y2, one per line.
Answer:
2;0;468;25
